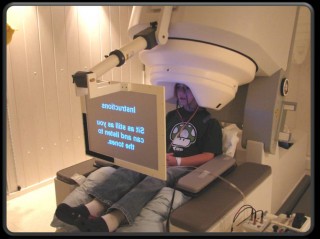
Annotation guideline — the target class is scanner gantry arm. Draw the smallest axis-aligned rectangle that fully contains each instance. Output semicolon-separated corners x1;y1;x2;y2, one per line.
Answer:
72;6;173;98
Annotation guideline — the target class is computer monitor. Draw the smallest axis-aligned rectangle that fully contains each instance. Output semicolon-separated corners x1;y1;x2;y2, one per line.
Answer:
82;83;167;180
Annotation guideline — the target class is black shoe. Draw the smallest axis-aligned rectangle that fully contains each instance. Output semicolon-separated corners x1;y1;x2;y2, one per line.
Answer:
75;217;109;232
55;203;90;225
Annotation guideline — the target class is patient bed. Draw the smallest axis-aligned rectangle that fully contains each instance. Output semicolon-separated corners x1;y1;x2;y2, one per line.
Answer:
51;123;273;233
51;159;271;233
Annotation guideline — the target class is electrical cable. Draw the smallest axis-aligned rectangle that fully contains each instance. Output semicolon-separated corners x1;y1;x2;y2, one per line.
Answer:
216;174;246;205
165;86;202;231
231;205;256;232
234;205;256;221
165;181;177;232
194;170;246;206
255;209;264;223
165;164;247;232
196;170;249;232
167;106;199;153
165;166;196;232
187;166;246;206
232;207;270;232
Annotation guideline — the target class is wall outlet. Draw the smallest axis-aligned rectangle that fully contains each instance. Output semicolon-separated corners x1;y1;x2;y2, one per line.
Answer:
242;217;271;232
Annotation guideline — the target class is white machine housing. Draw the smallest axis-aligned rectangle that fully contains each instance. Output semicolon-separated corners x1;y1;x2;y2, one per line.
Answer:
128;6;297;110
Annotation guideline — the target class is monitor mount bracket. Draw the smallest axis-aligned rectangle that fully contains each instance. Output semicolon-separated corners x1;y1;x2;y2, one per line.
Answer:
72;6;173;99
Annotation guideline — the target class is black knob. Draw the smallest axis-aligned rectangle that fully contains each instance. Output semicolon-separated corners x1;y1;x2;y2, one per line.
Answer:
272;224;279;232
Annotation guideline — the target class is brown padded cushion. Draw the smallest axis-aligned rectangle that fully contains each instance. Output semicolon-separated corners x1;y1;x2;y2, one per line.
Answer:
56;158;114;184
170;162;271;232
56;158;98;184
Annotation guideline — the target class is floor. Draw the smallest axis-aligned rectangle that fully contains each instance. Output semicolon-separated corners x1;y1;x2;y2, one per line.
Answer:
6;181;57;233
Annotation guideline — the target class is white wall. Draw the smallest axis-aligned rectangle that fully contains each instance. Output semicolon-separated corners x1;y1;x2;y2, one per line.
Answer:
285;6;311;158
286;48;311;157
6;6;144;193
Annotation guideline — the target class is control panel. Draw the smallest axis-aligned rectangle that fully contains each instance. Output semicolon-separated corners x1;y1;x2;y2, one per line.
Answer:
239;212;311;233
264;213;311;233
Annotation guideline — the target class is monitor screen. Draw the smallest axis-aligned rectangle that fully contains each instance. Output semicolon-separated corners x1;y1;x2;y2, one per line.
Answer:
83;83;167;180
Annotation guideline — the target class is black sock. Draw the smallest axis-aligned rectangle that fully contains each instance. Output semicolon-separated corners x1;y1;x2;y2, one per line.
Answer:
55;203;90;225
75;217;109;232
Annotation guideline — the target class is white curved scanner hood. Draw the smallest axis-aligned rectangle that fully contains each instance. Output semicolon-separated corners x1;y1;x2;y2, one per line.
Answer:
129;6;297;110
139;39;256;110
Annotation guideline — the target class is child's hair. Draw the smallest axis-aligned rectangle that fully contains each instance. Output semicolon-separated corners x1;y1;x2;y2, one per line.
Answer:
174;83;190;97
174;83;178;98
174;83;191;109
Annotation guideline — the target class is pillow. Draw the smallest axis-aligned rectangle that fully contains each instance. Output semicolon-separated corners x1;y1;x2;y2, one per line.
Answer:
221;124;241;158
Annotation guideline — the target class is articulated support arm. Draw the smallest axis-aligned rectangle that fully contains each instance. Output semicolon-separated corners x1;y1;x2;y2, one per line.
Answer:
72;6;173;98
72;34;149;98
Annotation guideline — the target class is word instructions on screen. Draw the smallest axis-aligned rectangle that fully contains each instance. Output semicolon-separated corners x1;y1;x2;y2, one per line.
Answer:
85;91;160;170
